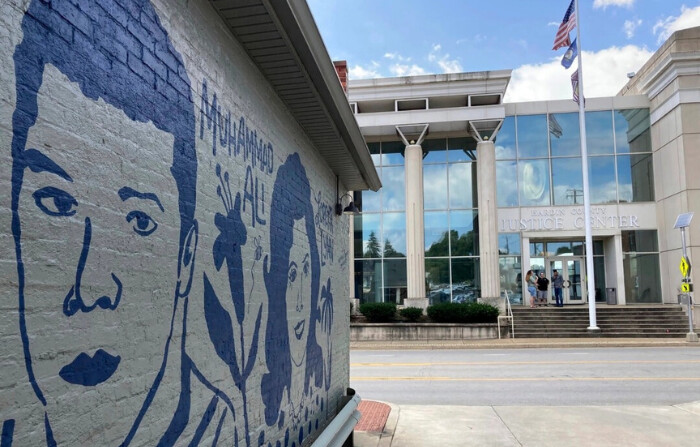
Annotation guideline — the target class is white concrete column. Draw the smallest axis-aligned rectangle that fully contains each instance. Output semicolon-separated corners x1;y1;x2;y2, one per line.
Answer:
404;143;427;306
477;139;500;303
614;233;626;305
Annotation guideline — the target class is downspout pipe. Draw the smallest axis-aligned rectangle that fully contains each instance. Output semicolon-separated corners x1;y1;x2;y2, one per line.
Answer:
311;389;362;447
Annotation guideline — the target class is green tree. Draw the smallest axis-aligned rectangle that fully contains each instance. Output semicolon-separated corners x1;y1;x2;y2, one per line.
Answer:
383;239;405;258
365;231;381;258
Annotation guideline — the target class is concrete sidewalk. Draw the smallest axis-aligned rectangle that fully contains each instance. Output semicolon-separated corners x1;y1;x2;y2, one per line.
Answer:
354;400;700;447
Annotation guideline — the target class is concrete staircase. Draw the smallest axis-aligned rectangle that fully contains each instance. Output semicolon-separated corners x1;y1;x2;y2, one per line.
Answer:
511;306;689;338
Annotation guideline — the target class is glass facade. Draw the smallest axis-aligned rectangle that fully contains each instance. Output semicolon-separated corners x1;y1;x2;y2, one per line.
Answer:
622;230;661;303
499;233;522;304
354;141;408;304
496;108;654;207
423;137;480;304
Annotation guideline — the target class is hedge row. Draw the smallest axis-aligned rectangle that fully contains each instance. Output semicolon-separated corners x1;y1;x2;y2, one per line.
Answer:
359;302;499;323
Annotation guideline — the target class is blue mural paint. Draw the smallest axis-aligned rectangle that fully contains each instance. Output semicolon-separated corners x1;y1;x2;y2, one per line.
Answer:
58;349;121;386
1;420;14;447
243;165;267;227
261;154;329;446
199;80;274;175
62;218;123;317
7;0;220;445
204;167;263;447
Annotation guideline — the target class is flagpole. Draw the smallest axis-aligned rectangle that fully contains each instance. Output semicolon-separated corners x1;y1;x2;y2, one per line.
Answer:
574;0;599;331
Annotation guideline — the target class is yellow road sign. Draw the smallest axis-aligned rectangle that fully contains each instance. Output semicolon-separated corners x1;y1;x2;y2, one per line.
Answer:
681;283;693;293
680;256;691;278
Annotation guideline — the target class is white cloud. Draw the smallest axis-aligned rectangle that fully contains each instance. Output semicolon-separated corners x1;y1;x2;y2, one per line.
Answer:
428;43;463;74
624;19;642;39
384;52;411;62
653;5;700;45
593;0;634;9
504;45;653;103
388;63;427;77
349;62;381;79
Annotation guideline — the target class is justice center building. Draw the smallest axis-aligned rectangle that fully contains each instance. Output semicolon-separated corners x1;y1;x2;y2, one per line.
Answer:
347;27;700;308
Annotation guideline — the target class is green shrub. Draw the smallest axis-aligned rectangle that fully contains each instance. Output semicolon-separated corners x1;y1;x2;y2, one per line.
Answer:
359;302;397;322
427;302;499;323
399;307;423;322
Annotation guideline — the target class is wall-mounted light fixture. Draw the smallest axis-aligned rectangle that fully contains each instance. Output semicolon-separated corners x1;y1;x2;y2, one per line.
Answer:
335;177;360;216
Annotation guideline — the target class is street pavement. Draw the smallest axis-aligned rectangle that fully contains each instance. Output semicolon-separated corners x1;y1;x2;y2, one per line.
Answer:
352;337;700;446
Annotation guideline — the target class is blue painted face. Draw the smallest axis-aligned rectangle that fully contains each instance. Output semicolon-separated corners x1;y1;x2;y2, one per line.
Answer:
287;217;312;368
18;65;180;428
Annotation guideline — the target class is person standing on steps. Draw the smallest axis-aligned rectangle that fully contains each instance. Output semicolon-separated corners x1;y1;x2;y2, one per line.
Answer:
552;270;564;307
525;270;537;308
536;272;550;306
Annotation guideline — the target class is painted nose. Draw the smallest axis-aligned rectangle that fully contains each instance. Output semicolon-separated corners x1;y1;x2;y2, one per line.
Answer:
63;217;122;316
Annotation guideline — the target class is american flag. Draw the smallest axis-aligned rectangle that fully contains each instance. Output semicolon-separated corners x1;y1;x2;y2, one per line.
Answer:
553;0;576;51
571;69;580;104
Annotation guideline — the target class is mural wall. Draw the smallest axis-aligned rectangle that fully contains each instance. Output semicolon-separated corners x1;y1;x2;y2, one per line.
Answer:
0;0;350;445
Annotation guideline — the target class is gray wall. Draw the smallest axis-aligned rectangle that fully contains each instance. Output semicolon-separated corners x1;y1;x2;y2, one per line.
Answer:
0;0;350;445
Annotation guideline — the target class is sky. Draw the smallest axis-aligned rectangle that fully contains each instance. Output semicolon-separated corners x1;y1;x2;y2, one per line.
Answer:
307;0;700;102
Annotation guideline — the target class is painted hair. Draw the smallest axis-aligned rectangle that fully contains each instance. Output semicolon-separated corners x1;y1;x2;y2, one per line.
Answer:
261;153;323;427
10;0;196;411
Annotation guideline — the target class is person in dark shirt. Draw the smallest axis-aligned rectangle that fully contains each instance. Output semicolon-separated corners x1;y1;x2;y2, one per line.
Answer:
536;272;550;306
552;270;564;307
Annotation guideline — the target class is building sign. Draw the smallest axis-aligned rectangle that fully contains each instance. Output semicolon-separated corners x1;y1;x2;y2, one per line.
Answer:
499;207;641;232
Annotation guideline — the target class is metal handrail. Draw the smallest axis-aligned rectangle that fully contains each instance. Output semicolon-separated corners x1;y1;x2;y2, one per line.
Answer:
497;290;515;339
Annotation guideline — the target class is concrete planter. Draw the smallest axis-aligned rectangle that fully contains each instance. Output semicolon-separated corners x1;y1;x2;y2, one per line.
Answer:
350;323;498;341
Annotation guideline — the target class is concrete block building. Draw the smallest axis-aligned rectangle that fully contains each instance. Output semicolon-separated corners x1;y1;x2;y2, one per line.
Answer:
348;27;700;313
0;0;378;445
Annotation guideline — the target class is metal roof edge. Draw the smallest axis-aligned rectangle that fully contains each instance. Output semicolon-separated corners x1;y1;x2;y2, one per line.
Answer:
265;0;382;191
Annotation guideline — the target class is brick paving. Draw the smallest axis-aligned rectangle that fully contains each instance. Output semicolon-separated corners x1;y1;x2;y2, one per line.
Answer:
355;400;391;432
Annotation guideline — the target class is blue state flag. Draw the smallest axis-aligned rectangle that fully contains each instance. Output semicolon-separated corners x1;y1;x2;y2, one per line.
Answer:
561;38;577;69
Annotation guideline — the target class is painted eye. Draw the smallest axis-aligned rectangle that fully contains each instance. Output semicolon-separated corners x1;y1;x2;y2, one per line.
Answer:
126;210;158;236
288;265;297;284
33;186;78;217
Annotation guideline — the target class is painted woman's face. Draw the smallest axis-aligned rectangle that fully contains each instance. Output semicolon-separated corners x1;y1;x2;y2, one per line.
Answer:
286;216;312;368
17;65;180;444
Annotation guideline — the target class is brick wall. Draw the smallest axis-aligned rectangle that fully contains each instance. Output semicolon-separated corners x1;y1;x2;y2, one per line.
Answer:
0;1;350;446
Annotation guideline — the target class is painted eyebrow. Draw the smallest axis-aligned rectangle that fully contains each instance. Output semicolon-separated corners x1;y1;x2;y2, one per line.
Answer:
23;148;72;182
118;187;164;212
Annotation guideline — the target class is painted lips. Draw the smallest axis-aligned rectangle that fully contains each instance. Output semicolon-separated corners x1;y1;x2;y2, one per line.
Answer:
293;319;305;340
59;349;121;386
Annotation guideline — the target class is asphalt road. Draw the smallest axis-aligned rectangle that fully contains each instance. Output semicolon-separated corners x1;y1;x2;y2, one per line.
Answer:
350;347;700;406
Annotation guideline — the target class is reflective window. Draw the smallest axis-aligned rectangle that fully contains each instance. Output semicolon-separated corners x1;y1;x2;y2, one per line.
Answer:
495;116;516;160
593;256;606;302
530;242;545;257
449;163;477;209
355;213;381;258
423;138;447;163
518;159;550;206
586;110;614;155
355;259;383;303
617;153;654;202
381;140;405;165
552;157;583;205
496;160;519;207
451;210;478;256
500;256;522;305
424;164;449;210
360;186;381;212
425;211;449;256
368;142;381;166
383;259;407;304
381;165;406;211
622;230;658;253
547;242;574;256
498;233;521;255
425;258;450;303
623;253;661;303
382;212;406;258
517;114;548;158
451;258;480;302
448;137;477;162
615;109;651;154
587;156;617;204
549;113;580;157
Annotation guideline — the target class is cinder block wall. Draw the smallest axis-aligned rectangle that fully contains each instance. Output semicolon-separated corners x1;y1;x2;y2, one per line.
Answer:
0;0;350;445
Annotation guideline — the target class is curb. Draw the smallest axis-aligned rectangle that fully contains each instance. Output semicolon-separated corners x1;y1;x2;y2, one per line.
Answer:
350;338;700;350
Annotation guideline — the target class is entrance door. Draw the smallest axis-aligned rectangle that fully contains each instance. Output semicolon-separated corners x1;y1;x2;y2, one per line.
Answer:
547;257;586;304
